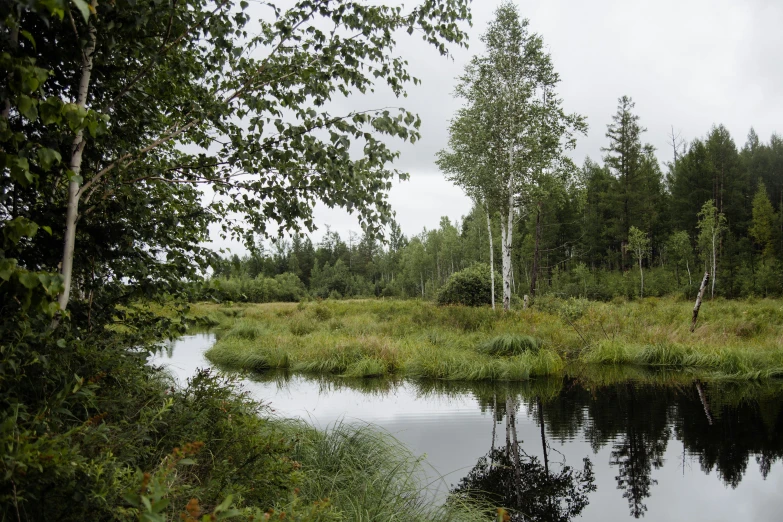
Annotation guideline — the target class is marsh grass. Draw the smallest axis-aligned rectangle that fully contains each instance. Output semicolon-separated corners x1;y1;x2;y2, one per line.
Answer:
478;334;540;356
288;421;488;521
196;297;783;381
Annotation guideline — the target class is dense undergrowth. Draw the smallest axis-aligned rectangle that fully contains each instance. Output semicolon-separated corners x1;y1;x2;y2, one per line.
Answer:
0;302;487;521
200;297;783;381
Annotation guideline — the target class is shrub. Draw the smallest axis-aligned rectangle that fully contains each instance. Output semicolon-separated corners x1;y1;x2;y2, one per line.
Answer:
437;263;502;307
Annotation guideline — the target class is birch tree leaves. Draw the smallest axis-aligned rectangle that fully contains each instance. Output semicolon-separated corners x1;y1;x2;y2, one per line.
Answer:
438;2;586;310
1;0;472;314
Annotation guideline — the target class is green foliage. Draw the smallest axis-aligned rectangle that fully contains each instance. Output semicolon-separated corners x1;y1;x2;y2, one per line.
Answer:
0;312;304;521
750;181;778;260
437;263;501;307
196;273;307;303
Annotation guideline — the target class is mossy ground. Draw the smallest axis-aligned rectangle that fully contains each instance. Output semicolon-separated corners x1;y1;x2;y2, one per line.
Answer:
194;297;783;381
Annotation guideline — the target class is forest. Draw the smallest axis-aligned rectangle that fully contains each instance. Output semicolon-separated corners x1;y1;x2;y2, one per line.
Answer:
207;112;783;304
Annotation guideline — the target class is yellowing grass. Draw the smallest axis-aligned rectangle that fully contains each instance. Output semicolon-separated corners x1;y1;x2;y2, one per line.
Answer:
192;297;783;381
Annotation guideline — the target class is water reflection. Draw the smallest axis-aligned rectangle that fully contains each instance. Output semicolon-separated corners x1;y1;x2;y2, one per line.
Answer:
438;378;783;520
452;395;596;521
155;335;783;521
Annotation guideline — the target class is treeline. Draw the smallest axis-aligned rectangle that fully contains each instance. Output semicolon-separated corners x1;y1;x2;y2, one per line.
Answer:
533;102;783;300
203;107;783;302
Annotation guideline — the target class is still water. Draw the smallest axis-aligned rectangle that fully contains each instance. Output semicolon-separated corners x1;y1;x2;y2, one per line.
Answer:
152;333;783;521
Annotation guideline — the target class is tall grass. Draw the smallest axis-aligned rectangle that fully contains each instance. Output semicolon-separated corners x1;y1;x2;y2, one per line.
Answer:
478;334;540;356
195;297;783;381
288;421;487;521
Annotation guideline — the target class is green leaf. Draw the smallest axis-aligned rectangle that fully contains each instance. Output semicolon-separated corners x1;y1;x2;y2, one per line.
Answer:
38;273;65;295
19;30;36;50
150;498;170;513
213;495;234;513
0;258;18;281
40;98;63;125
18;95;38;120
4;216;40;244
9;157;34;186
71;0;92;23
122;492;140;506
37;147;62;170
66;170;84;185
86;120;98;138
19;271;41;289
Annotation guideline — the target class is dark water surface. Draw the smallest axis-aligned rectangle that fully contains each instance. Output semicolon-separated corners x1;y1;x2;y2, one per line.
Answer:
152;333;783;521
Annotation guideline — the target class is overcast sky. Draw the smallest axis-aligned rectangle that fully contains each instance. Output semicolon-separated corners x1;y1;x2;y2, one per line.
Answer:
210;0;783;255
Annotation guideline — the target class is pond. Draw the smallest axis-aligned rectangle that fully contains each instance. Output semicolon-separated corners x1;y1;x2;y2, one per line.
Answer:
152;333;783;521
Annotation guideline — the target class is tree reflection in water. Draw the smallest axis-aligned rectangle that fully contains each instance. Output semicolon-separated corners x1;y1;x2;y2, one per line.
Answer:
247;373;783;519
441;377;783;520
451;395;596;521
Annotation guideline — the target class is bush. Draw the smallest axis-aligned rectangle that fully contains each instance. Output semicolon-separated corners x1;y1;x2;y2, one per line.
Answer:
437;263;502;307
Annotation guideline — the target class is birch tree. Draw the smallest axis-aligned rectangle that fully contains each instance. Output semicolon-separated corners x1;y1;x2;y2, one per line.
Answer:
628;226;650;298
1;0;472;319
697;200;726;299
437;103;500;309
438;2;585;310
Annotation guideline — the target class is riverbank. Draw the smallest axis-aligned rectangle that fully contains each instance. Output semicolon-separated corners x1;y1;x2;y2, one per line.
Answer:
196;297;783;380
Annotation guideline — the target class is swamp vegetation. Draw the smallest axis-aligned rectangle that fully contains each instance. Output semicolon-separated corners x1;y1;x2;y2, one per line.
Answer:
200;298;783;381
160;335;783;522
4;0;783;519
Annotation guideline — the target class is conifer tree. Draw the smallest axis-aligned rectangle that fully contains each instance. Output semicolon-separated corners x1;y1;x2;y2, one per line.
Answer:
750;181;777;261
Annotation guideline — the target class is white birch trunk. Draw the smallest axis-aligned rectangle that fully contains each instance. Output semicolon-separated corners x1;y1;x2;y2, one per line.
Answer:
58;6;98;313
485;202;495;310
501;189;514;311
711;230;717;299
691;271;710;332
639;257;644;298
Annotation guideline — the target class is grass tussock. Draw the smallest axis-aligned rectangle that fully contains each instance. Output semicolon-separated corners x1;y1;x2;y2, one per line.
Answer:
478;334;540;356
195;297;783;381
290;421;488;521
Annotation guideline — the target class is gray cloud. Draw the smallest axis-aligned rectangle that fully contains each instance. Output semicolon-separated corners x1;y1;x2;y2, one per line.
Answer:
212;0;783;253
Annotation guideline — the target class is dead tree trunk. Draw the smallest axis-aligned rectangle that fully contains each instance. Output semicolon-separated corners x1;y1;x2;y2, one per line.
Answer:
690;271;710;332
